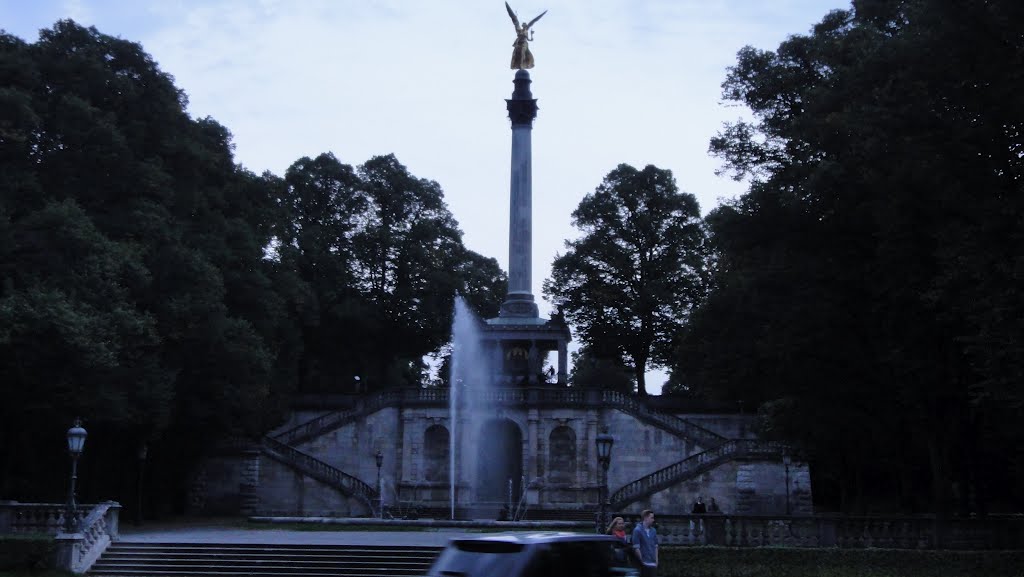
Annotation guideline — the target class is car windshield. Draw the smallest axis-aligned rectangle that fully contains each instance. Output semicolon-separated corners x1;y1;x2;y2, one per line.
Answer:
429;540;526;577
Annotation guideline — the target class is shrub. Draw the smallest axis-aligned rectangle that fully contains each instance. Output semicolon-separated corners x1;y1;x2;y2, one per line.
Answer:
658;547;1024;577
0;534;54;572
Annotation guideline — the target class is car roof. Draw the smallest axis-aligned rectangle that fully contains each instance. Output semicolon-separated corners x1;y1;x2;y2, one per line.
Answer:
451;532;622;545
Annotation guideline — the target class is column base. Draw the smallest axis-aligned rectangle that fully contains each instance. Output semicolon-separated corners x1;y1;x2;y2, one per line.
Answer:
499;294;539;318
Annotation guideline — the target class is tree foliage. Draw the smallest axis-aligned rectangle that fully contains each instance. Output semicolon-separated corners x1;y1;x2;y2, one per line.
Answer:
544;164;709;395
679;0;1024;513
0;20;504;510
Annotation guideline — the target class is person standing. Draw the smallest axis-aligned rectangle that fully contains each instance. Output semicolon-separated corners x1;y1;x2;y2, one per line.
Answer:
606;517;628;565
631;510;658;577
691;497;706;514
709;497;721;513
607;516;628;540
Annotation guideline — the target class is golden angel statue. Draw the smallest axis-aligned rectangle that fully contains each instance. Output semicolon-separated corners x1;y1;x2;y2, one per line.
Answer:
506;2;547;70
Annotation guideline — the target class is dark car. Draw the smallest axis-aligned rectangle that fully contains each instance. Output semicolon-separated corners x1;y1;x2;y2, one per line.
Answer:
426;532;638;577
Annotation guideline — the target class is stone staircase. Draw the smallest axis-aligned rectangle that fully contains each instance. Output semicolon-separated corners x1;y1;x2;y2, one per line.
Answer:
599;390;726;449
272;390;405;446
261;387;739;518
88;543;441;577
261;436;379;510
610;439;786;509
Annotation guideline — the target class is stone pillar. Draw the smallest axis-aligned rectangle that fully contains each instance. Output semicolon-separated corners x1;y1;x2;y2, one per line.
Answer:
584;413;598;498
401;413;416;487
527;409;540;483
488;340;502;383
53;533;84;573
239;449;261;516
527;340;540;384
501;70;540;318
557;340;568;384
491;340;505;384
734;463;758;514
791;463;814;515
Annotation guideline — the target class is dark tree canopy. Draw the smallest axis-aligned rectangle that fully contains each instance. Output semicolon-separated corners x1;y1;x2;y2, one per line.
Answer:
679;0;1024;513
0;20;505;511
544;164;710;396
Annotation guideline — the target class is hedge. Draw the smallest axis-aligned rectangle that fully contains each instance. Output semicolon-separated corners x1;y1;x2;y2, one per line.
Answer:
658;547;1024;577
0;535;54;572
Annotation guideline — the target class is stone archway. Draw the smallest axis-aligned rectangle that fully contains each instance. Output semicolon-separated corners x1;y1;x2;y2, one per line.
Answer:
476;418;523;504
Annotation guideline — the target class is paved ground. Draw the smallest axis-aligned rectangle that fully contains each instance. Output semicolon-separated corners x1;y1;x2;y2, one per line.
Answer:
118;518;489;546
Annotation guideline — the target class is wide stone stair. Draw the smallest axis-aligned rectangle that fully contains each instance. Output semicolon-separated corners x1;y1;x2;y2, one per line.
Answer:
262;436;378;509
610;439;786;510
89;543;441;577
599;390;727;449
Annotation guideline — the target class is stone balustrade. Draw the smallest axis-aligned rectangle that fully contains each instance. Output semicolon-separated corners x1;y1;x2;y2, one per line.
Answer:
649;513;1024;549
54;501;121;573
1;501;120;574
0;501;86;534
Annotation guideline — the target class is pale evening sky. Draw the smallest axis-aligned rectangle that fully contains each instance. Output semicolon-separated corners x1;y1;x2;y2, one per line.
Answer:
1;0;849;393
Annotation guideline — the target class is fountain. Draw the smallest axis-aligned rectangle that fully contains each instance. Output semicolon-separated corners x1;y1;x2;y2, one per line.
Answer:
449;296;498;519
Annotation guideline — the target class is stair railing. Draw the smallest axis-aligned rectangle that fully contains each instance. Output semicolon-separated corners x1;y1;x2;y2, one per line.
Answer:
273;388;403;446
610;439;785;509
601;390;726;448
263;436;377;510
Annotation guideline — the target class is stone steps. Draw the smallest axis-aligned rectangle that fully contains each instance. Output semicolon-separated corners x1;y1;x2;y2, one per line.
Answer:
89;543;441;577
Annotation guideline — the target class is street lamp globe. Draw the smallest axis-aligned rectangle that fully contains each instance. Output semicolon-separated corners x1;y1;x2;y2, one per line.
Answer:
67;418;87;456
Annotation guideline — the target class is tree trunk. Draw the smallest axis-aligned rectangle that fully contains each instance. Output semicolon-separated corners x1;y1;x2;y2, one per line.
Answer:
632;353;648;397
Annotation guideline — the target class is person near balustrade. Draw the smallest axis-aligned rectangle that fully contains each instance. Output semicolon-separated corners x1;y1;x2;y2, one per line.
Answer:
691;496;707;514
690;497;707;535
709;497;721;513
631;510;658;577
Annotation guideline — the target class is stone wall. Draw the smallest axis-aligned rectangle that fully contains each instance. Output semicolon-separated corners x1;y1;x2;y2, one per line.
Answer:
685;414;759;439
256;451;370;516
190;395;804;517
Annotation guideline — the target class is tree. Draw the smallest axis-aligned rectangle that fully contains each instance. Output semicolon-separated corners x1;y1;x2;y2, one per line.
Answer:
275;152;366;392
681;0;1024;513
543;164;709;396
456;249;507;320
351;154;468;387
569;347;634;392
0;21;288;509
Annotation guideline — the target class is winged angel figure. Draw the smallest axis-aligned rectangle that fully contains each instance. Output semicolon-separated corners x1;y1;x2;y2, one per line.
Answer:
506;2;547;70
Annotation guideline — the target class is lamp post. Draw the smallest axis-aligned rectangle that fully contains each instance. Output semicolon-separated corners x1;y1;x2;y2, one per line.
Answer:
595;430;614;534
375;449;384;519
64;418;88;533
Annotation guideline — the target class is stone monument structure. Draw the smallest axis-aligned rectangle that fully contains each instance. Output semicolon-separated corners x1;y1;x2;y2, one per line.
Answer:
187;8;810;522
480;68;571;387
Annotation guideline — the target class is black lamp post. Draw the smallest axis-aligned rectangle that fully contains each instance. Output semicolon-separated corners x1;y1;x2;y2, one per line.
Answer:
596;430;614;534
64;418;88;532
375;449;384;518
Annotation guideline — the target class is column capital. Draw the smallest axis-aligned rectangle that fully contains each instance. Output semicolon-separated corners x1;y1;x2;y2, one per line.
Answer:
507;70;538;126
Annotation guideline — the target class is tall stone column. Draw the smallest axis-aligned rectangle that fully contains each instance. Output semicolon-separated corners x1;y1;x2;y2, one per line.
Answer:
501;70;540;318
